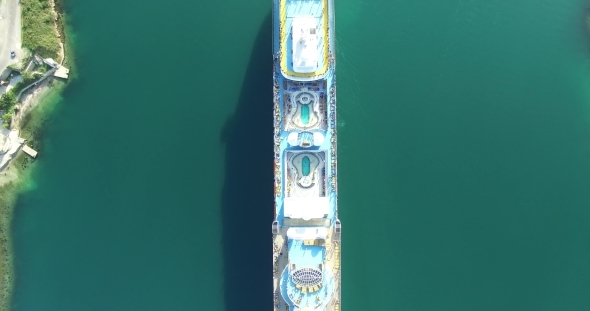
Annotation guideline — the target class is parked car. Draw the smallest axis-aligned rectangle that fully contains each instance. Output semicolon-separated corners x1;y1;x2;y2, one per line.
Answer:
10;51;15;59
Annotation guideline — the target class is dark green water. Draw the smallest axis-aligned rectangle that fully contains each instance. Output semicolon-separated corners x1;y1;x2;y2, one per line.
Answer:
9;0;590;310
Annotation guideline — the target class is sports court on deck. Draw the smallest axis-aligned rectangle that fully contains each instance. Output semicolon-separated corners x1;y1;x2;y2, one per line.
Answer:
279;0;329;79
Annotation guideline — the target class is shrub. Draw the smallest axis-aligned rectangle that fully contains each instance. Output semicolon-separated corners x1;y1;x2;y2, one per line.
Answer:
0;93;16;111
1;113;12;128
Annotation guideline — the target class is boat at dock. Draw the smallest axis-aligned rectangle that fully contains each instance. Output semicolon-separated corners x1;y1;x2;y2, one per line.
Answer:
272;0;340;309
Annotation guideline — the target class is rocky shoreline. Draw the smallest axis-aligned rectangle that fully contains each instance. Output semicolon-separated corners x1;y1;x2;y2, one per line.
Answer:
0;0;70;309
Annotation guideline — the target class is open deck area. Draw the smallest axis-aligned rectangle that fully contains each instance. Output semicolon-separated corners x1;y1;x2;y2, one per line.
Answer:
282;80;328;132
285;151;326;198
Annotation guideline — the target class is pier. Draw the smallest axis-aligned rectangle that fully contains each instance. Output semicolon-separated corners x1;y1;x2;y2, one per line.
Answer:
54;66;70;79
21;145;38;158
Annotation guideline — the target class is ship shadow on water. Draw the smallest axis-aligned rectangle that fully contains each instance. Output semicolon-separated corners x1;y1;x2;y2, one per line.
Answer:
220;13;274;311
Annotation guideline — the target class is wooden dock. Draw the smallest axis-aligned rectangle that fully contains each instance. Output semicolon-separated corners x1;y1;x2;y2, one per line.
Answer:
54;66;70;79
22;145;38;158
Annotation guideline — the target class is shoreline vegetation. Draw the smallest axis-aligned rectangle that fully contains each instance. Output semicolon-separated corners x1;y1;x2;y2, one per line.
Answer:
0;0;72;309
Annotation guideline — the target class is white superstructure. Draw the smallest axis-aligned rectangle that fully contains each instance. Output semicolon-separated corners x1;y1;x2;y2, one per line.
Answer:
292;17;320;73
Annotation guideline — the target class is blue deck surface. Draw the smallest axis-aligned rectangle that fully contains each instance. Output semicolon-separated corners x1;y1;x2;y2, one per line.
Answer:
288;240;325;266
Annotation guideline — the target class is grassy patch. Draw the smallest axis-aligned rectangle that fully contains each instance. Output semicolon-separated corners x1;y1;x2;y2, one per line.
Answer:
21;0;60;58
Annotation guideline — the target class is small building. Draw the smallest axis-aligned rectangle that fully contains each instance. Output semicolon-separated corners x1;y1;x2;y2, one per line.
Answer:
0;68;12;81
43;58;59;68
33;54;43;66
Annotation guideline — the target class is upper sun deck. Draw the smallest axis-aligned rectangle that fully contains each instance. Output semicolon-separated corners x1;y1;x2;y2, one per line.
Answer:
278;0;330;81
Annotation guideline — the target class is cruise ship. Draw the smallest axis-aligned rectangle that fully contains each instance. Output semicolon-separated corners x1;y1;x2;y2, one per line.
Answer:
272;0;340;309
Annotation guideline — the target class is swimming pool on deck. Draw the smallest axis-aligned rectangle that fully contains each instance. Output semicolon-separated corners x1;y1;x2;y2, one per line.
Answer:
301;104;310;125
302;156;310;176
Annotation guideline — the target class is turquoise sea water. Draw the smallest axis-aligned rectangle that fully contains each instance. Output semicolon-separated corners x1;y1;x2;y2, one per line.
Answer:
9;0;590;310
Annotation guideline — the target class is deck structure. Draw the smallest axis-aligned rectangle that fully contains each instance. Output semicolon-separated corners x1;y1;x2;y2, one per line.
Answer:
22;145;38;158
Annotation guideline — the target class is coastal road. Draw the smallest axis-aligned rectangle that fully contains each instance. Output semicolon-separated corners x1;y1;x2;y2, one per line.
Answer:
0;0;22;72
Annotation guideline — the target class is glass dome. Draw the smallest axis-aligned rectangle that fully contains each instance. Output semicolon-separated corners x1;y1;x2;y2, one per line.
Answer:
291;267;322;287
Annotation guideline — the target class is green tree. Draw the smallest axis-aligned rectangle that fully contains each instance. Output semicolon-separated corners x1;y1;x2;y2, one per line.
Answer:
1;112;12;128
22;71;34;82
0;92;16;111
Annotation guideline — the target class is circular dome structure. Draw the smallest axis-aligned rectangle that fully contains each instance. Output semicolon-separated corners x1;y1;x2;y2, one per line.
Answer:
280;264;335;309
291;267;322;287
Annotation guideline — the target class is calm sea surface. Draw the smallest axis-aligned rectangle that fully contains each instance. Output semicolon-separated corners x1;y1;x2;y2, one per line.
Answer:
10;0;590;310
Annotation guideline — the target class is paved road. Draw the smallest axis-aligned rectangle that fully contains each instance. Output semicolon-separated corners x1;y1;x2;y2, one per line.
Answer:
0;0;22;72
